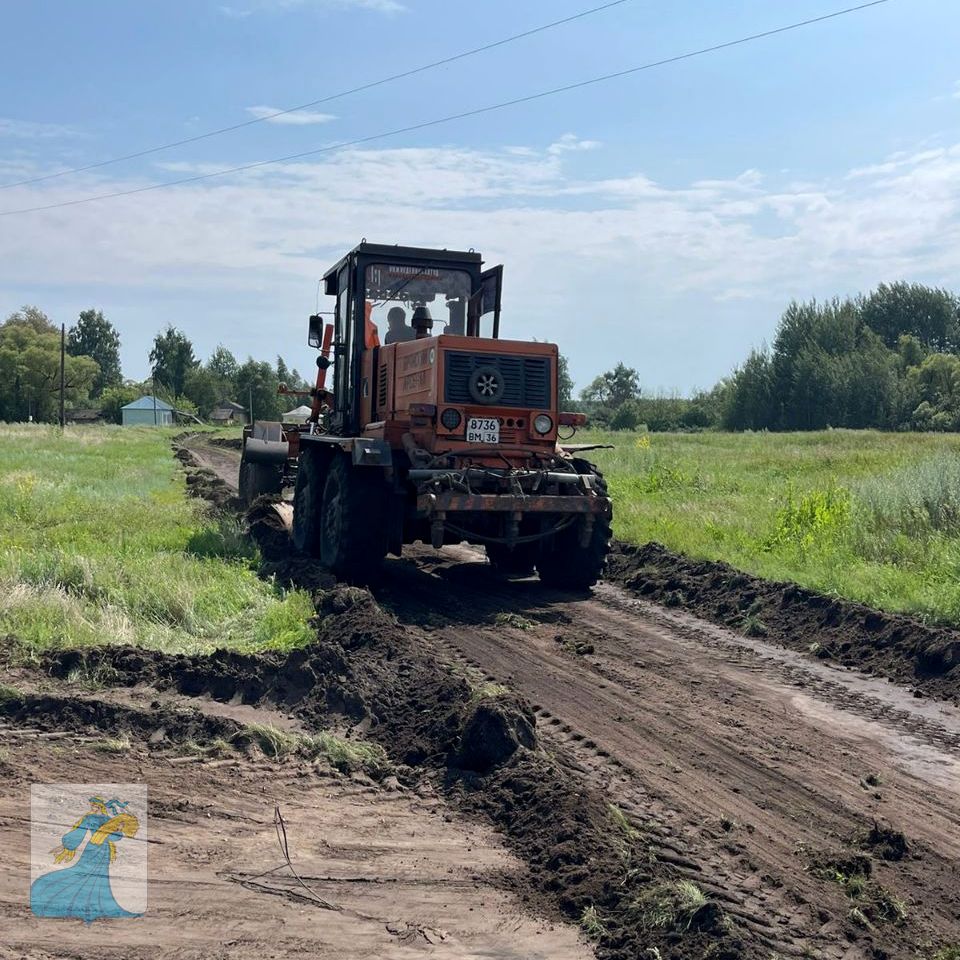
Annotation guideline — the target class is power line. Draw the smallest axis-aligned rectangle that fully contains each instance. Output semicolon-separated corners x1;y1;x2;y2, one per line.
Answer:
0;0;890;218
0;0;634;190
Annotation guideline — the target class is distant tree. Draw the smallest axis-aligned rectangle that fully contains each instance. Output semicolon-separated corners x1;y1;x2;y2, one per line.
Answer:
99;383;141;424
558;353;574;408
722;349;775;431
182;367;220;418
234;358;282;421
4;305;57;335
207;345;238;384
580;362;640;408
149;326;197;399
610;399;642;431
67;309;121;397
0;310;98;422
860;282;960;353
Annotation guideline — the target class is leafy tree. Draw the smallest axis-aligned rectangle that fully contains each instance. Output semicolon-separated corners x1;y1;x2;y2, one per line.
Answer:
183;367;220;417
610;399;642;431
0;310;98;422
150;326;197;399
722;349;775;431
99;383;141;424
207;345;238;384
860;282;960;352
67;309;121;397
234;359;282;421
558;353;574;408
580;362;640;408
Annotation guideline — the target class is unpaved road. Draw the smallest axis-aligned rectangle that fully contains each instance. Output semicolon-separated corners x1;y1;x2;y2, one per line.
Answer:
187;435;960;957
0;708;587;960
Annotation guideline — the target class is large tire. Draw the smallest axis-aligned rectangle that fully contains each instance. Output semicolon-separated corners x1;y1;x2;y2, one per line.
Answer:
536;465;611;591
319;455;389;581
292;446;325;557
239;456;282;506
486;542;538;576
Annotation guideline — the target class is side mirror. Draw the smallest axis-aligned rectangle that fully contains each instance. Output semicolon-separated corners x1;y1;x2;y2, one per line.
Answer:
308;314;323;348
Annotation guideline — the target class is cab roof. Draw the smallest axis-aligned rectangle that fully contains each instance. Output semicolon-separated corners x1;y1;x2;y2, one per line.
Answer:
321;242;482;286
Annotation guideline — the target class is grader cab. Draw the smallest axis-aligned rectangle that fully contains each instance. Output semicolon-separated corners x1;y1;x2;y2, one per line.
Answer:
239;241;612;588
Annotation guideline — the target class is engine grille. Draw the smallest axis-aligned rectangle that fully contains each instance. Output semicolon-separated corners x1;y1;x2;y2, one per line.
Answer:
444;352;551;408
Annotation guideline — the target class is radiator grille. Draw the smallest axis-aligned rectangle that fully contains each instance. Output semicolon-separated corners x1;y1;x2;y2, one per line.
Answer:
377;363;388;410
444;352;551;408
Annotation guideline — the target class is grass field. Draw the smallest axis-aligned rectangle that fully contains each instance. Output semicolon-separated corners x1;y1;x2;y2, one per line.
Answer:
586;429;960;626
0;424;312;657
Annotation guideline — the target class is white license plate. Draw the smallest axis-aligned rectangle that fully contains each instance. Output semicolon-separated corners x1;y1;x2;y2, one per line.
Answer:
466;417;500;444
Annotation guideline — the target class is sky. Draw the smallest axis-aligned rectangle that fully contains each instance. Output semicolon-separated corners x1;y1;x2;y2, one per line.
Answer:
1;0;959;395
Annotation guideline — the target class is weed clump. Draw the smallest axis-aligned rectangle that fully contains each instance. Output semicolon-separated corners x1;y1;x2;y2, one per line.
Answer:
236;722;390;778
634;879;724;934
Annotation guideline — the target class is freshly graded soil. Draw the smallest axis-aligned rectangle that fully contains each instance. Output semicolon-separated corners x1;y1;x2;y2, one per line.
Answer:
607;541;960;703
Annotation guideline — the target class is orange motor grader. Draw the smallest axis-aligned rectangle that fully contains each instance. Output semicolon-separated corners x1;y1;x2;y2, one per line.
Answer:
239;241;612;587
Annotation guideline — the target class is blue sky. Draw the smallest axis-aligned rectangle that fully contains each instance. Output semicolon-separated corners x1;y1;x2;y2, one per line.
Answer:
1;0;958;394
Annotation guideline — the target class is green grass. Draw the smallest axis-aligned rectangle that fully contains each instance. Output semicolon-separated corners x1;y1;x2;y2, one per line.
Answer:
0;424;313;656
237;722;389;776
586;429;960;625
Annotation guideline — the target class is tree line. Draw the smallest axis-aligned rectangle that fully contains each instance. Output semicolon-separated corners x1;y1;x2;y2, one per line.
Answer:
0;306;308;424
7;280;959;432
572;282;960;433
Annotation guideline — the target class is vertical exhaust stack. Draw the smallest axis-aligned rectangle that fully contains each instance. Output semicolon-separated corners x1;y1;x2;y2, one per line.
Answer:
412;306;433;339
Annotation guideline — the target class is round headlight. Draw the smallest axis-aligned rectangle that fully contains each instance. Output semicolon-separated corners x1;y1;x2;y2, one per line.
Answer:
441;408;462;431
533;414;553;435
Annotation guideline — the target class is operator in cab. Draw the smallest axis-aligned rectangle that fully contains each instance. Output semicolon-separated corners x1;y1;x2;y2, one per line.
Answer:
384;306;415;345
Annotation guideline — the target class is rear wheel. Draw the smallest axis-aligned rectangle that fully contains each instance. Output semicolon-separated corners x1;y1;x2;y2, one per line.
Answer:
319;455;389;581
239;457;282;506
486;542;538;576
292;446;324;557
536;465;611;590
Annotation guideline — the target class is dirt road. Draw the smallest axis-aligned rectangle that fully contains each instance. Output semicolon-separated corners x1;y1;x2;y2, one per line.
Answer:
184;435;960;957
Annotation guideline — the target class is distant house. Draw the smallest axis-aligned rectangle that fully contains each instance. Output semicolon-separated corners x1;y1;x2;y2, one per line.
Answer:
209;400;249;426
121;395;174;426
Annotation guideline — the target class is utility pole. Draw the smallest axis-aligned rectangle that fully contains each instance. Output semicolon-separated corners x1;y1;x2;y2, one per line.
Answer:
248;384;254;424
59;323;66;430
152;379;158;426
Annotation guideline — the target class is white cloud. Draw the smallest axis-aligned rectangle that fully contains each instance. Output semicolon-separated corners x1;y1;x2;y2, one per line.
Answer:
547;133;601;156
245;105;337;125
0;118;80;140
4;136;960;389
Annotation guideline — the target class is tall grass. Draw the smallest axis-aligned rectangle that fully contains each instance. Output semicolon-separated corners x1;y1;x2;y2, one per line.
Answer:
586;429;960;625
0;424;313;656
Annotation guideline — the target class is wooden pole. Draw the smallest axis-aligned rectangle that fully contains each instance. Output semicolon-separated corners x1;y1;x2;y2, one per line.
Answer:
59;323;66;430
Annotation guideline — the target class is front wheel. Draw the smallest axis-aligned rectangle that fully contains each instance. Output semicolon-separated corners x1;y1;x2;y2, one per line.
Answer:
536;466;611;590
319;455;389;582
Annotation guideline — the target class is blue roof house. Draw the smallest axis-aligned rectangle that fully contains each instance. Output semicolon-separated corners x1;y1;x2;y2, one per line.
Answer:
121;395;174;426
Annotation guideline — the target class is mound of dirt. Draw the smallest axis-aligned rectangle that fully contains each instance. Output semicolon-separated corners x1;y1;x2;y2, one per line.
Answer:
209;436;243;450
0;688;241;745
607;541;960;703
455;691;536;773
174;446;242;512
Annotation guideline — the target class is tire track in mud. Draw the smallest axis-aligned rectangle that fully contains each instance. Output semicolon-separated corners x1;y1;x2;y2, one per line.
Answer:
375;548;960;960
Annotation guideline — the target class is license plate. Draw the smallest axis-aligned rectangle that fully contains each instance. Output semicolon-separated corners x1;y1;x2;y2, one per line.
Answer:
466;417;500;444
